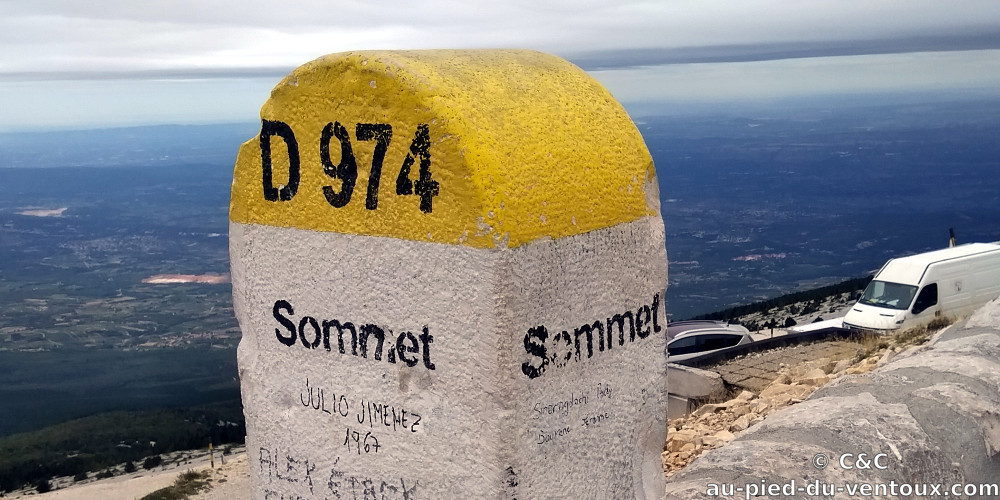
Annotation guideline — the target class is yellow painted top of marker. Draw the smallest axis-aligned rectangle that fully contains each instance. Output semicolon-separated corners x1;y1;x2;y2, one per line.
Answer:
230;49;657;248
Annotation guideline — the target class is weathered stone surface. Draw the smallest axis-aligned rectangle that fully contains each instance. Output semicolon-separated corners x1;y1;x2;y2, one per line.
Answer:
689;403;721;419
912;383;1000;457
230;50;668;499
728;414;752;432
833;358;852;373
798;368;831;386
667;430;701;452
701;429;735;448
665;302;1000;498
758;383;813;406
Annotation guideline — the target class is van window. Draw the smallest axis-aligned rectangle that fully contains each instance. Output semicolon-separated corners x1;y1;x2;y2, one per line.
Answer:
859;280;918;310
911;283;938;315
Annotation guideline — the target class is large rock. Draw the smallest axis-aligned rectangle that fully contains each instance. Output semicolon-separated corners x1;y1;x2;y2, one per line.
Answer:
665;302;1000;498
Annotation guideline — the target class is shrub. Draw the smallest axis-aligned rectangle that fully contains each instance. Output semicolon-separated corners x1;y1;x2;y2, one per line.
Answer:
894;324;932;347
143;455;163;470
36;479;52;494
854;332;890;363
927;315;954;332
124;461;137;473
139;470;211;500
73;471;88;482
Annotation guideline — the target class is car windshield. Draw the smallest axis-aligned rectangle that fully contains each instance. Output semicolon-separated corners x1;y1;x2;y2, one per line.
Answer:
859;280;918;310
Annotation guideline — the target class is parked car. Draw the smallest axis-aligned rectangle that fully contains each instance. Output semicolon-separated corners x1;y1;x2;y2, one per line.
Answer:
666;320;753;362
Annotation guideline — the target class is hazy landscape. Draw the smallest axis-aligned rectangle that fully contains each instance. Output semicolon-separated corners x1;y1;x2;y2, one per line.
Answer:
1;94;999;491
648;95;1000;318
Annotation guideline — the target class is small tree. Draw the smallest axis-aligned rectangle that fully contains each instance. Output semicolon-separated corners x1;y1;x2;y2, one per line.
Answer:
36;479;52;494
784;316;797;328
143;455;163;470
124;461;137;473
74;471;88;482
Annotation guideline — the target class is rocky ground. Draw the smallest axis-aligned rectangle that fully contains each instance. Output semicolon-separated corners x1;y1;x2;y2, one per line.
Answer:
662;316;950;475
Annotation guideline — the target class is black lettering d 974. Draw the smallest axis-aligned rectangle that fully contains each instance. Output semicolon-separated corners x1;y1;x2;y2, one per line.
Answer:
258;120;439;213
320;121;357;208
395;124;439;213
355;123;392;210
260;119;300;202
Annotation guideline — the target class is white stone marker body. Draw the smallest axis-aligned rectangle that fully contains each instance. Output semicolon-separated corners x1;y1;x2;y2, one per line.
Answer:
230;50;668;499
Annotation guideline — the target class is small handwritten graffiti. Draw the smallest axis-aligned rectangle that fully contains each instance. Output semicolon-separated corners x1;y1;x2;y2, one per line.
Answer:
532;382;617;446
294;379;427;457
356;399;421;433
505;466;519;488
263;490;307;500
327;457;419;500
301;378;350;417
343;427;381;455
299;378;423;435
259;447;317;494
596;383;612;399
504;466;520;500
581;412;611;428
259;449;419;499
536;426;571;445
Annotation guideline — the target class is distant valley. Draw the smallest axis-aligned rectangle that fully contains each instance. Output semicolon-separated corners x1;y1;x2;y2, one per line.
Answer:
645;96;1000;318
0;96;998;441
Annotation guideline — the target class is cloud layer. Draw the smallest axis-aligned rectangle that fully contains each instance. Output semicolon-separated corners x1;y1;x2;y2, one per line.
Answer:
3;0;1000;128
3;0;1000;77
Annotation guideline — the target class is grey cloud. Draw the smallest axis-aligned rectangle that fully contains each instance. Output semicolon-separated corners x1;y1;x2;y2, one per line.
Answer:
567;31;1000;70
4;0;1000;79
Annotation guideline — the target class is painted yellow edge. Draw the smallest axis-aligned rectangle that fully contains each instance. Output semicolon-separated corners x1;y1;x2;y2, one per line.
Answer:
230;49;657;248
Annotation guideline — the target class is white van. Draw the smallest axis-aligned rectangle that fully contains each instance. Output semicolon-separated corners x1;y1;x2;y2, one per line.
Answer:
844;242;1000;332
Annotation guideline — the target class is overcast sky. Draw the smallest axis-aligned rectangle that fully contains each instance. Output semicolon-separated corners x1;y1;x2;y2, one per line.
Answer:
3;0;1000;129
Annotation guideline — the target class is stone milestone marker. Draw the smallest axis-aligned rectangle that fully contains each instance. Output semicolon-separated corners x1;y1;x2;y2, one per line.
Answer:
229;50;668;499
